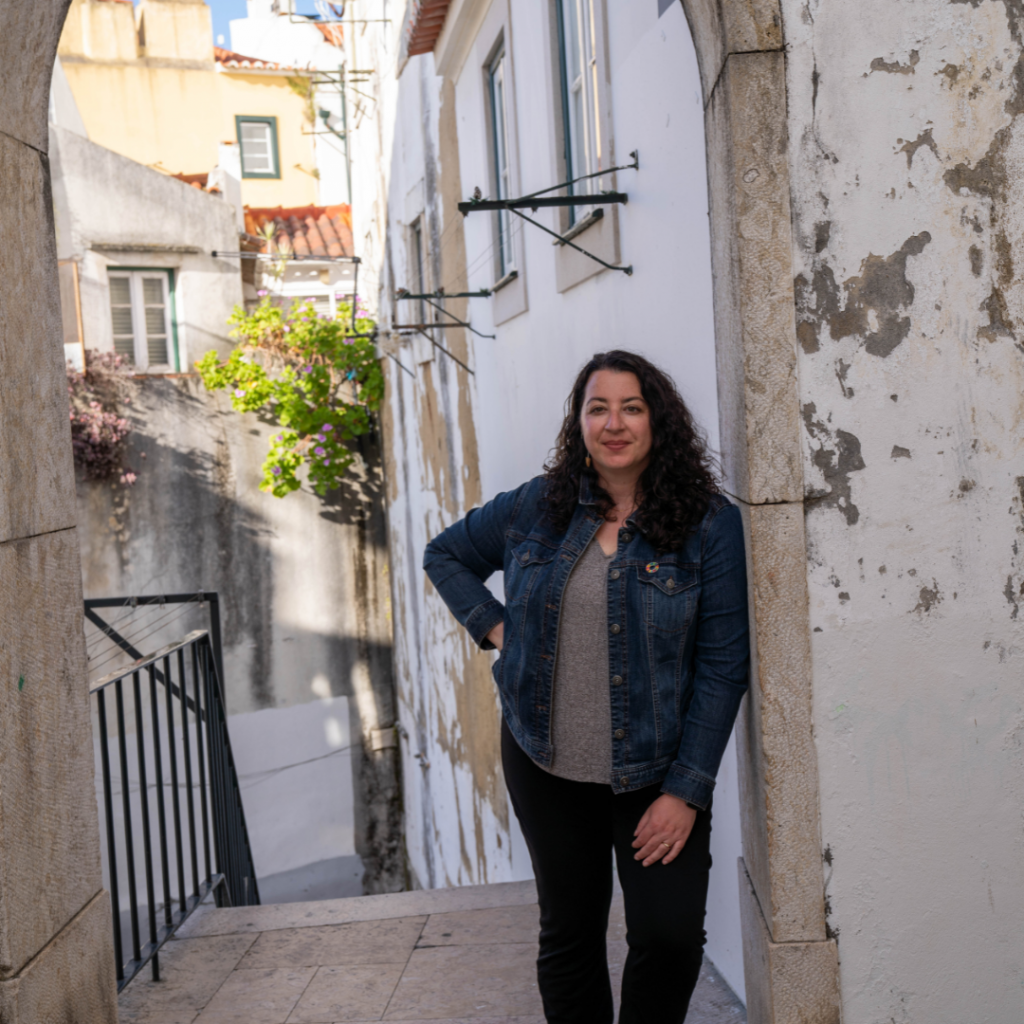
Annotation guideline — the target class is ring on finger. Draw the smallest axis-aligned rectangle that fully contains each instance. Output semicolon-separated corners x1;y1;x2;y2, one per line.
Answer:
660;841;671;849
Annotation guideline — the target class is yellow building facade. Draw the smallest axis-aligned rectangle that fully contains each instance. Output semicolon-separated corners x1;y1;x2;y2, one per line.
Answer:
58;0;318;208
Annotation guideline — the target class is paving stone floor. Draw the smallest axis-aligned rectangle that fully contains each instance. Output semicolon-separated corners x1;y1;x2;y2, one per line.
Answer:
119;880;746;1023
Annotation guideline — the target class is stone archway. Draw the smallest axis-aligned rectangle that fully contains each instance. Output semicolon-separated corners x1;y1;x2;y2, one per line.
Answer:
678;1;842;1020
0;2;117;1021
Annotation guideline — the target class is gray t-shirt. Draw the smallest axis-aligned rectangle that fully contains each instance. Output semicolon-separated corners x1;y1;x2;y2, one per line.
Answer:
548;538;613;783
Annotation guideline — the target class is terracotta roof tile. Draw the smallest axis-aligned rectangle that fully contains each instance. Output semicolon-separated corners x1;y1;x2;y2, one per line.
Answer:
315;22;344;47
214;46;291;71
406;0;452;57
244;204;353;259
170;171;221;194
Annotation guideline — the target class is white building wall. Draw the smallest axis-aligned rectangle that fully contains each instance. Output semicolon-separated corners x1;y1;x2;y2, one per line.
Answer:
349;0;747;999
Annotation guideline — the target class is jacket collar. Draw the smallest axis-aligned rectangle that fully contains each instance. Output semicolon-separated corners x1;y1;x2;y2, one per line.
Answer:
578;473;597;506
578;473;639;527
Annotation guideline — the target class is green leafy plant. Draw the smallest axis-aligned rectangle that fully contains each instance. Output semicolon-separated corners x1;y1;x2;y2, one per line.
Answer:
196;295;380;497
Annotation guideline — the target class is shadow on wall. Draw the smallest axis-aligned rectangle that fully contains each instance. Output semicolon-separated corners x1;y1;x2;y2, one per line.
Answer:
76;373;403;894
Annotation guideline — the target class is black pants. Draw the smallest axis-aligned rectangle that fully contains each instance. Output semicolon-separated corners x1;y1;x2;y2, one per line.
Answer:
502;720;712;1024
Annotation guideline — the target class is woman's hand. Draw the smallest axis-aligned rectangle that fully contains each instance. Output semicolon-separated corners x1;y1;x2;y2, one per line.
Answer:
486;622;504;651
632;793;697;866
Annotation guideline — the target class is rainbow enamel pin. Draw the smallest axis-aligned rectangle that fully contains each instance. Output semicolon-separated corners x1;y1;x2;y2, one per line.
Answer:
645;562;659;574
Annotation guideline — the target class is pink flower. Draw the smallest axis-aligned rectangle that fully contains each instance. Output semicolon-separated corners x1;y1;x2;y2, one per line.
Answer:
314;446;325;456
271;466;282;476
234;388;245;397
257;289;268;297
324;459;330;466
322;423;333;432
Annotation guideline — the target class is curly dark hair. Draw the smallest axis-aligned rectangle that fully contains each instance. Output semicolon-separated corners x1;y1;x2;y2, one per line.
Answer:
542;350;719;552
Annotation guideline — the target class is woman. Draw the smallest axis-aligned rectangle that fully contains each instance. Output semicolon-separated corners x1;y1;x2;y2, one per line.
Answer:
423;350;749;1023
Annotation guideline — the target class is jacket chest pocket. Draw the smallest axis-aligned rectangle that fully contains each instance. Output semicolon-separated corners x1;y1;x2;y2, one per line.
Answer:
637;563;698;635
506;541;557;606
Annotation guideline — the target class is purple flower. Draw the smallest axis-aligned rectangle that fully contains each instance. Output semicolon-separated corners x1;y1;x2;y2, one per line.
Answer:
322;423;333;432
271;466;282;476
257;289;268;297
282;325;291;333
324;459;330;466
234;388;245;397
303;365;313;374
314;446;325;456
306;296;317;302
315;433;326;442
276;434;284;442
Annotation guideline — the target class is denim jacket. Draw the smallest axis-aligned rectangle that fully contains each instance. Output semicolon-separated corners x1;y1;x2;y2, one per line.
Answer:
422;475;750;809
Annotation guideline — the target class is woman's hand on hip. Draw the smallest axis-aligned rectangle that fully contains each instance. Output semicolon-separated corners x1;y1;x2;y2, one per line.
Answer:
632;793;697;867
485;622;504;651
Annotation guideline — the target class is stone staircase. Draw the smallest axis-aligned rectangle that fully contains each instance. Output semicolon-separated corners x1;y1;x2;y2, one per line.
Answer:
117;880;746;1023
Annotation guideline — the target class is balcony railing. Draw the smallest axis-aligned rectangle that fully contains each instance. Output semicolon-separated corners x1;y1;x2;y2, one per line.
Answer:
90;628;259;991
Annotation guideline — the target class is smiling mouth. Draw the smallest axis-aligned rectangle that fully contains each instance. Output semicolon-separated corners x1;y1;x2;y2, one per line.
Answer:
603;441;630;451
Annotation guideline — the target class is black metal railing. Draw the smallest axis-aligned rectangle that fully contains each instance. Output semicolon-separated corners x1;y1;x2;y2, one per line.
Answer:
90;628;259;991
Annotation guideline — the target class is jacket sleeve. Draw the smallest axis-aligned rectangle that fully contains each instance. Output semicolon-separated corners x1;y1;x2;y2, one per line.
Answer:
422;482;529;650
661;501;750;810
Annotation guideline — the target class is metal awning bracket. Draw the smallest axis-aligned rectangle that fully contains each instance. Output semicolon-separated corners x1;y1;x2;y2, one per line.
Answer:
458;151;638;275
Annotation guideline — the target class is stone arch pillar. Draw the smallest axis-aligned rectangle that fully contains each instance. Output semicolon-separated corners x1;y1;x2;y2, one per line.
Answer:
678;1;842;1020
0;2;117;1021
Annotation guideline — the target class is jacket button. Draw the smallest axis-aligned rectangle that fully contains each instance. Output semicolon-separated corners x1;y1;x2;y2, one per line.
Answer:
666;578;675;589
610;623;621;634
621;533;632;543
611;675;623;686
620;777;630;786
610;569;620;580
614;729;625;740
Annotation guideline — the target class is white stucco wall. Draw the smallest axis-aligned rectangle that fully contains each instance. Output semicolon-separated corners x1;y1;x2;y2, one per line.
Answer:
782;0;1024;1019
350;0;747;999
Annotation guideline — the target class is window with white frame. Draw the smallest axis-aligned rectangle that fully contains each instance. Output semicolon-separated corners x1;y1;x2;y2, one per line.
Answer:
556;0;603;225
488;47;515;277
109;270;174;371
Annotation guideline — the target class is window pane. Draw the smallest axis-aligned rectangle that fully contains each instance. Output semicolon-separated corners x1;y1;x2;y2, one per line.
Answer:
110;276;134;363
142;278;164;305
563;0;582;84
144;305;166;337
111;305;134;336
113;336;135;363
240;122;273;173
110;277;131;305
147;335;168;366
490;53;515;275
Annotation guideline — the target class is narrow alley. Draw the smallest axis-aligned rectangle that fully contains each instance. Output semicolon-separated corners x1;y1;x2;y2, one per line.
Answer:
118;882;745;1023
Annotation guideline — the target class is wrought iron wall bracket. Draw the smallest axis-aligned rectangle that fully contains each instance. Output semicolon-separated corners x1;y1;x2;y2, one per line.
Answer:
457;192;627;214
508;207;633;276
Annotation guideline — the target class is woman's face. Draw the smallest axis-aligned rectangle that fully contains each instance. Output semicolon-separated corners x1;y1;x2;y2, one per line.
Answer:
581;370;653;481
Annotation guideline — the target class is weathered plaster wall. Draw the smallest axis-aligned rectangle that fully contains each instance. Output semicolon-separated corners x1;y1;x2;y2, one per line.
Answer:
0;1;118;1019
51;127;402;897
782;0;1024;1019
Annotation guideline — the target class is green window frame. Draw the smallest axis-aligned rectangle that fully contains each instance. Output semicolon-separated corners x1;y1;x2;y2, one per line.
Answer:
236;115;281;179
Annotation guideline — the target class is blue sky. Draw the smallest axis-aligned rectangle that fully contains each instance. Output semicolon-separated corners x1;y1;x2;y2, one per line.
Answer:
133;1;322;49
